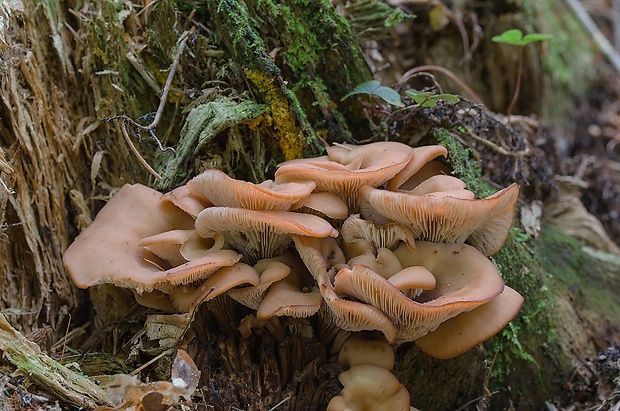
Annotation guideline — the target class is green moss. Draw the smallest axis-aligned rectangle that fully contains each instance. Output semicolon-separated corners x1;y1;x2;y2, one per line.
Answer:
486;229;552;387
537;227;620;323
434;128;495;197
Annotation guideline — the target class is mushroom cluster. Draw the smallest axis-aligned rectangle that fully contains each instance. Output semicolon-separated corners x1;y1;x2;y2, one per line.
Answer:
63;141;523;409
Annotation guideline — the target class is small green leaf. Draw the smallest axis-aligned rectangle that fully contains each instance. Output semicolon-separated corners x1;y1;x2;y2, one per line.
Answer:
521;33;552;45
492;29;524;46
492;29;551;46
342;80;382;99
405;90;460;106
404;89;435;104
373;86;404;107
342;80;404;107
434;94;460;103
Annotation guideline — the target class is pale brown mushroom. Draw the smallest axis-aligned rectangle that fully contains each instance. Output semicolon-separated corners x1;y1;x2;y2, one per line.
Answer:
338;334;395;370
138;229;225;267
291;191;349;220
386;145;449;191
407;175;474;199
347;247;403;279
360;183;519;256
292;236;398;342
414;286;524;359
275;141;415;210
387;266;436;299
195;207;338;264
169;262;260;312
387;159;451;192
162;184;212;218
187;169;316;210
334;241;506;343
63;184;195;294
227;255;292;309
255;259;322;321
63;183;244;315
327;364;411;411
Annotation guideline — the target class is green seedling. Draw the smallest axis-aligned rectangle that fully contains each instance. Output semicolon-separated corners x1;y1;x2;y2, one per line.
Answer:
342;80;405;107
404;89;460;108
492;29;551;116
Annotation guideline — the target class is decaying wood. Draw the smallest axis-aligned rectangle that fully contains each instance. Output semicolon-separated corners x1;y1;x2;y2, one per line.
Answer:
0;313;110;408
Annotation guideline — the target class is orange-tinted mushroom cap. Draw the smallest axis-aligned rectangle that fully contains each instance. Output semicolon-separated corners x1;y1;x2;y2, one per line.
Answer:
63;184;196;294
334;241;506;343
327;364;411;411
415;286;524;359
339;334;395;370
291;192;349;220
195;207;338;264
360;183;519;256
162;184;212;218
187;169;316;210
228;255;292;309
275;142;415;210
256;259;322;321
386;145;448;191
169;262;260;312
292;236;397;342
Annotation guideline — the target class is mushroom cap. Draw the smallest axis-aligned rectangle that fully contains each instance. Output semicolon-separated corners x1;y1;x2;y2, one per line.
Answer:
360;183;519;256
327;364;411;411
195;207;338;264
334;241;506;343
339;334;395;370
415;286;524;359
292;236;397;342
138;229;195;267
162;184;211;218
275;142;415;210
255;258;322;321
227;255;292;309
169;262;260;312
63;184;196;293
132;289;176;312
348;247;403;279
386;145;448;191
407;175;474;199
387;266;436;291
387;159;451;192
159;250;242;287
291;192;349;220
187;169;316;210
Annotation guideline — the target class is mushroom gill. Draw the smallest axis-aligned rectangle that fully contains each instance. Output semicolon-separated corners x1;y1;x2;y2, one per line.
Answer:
195;207;338;264
359;183;520;256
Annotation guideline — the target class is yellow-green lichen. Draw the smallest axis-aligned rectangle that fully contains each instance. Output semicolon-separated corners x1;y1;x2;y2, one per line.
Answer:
244;68;305;160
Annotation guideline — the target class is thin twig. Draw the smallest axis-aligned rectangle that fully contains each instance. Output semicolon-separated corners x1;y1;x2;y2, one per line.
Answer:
130;349;173;376
60;314;72;364
463;128;531;157
268;396;291;411
120;121;163;179
108;27;195;179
